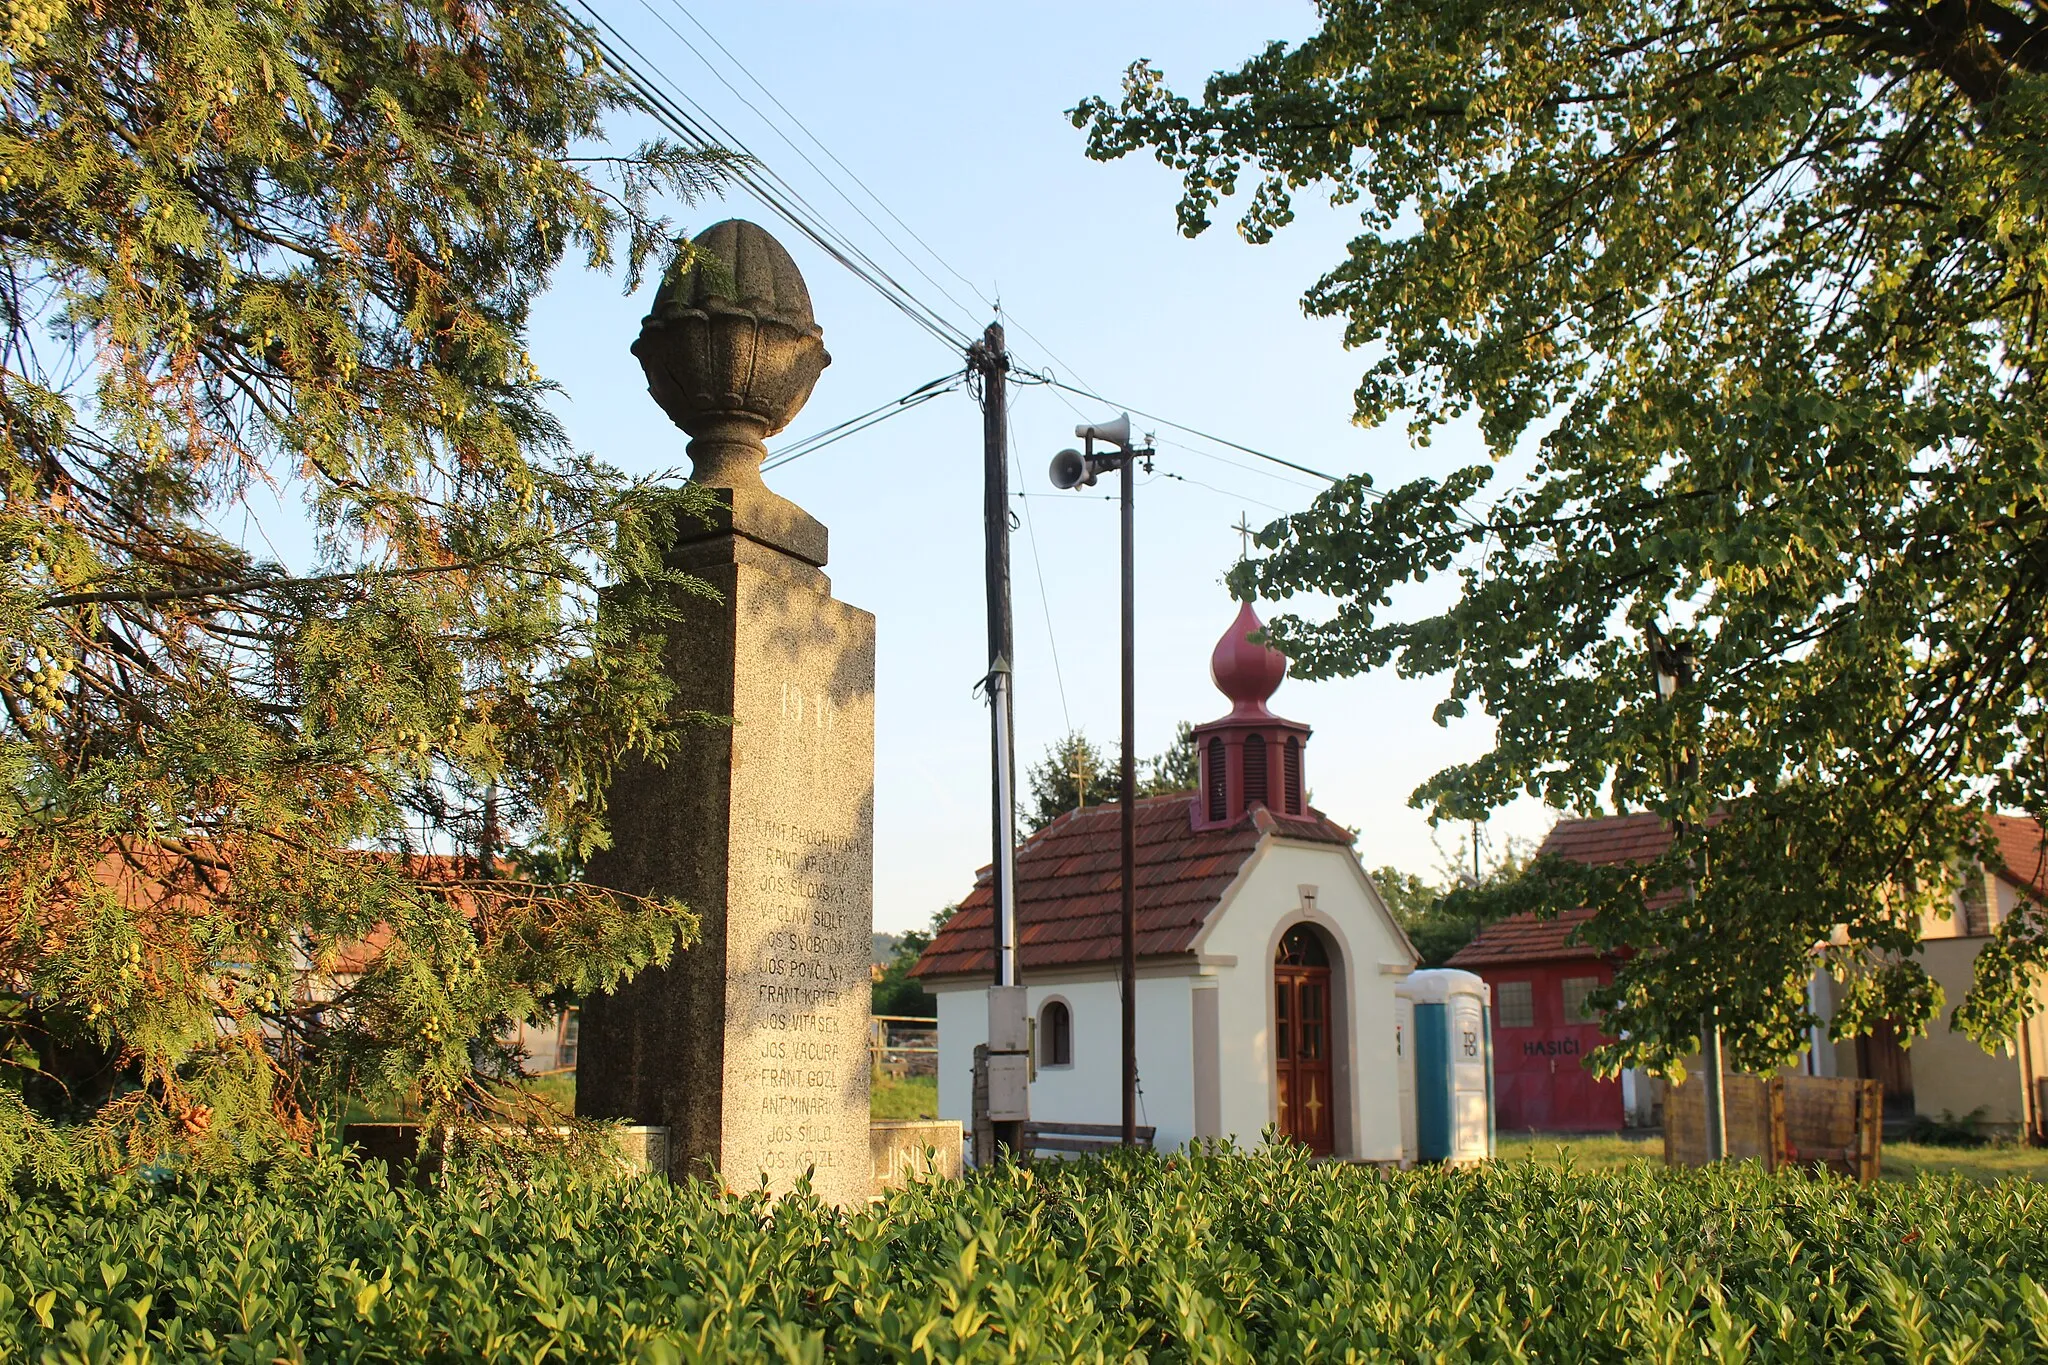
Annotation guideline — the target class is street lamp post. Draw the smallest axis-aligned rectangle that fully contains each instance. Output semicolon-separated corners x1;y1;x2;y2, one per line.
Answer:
1651;631;1724;1161
1050;415;1152;1147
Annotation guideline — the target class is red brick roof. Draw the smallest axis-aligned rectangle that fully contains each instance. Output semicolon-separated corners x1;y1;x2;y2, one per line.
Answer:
1534;812;1674;867
1446;815;1667;969
1446;907;1605;967
912;795;1356;980
1449;810;2048;969
1988;814;2048;900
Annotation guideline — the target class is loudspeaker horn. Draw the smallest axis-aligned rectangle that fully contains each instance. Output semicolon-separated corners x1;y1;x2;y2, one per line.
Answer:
1049;447;1092;490
1074;413;1131;449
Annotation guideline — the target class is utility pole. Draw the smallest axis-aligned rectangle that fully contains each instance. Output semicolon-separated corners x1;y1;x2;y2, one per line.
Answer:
971;322;1027;1158
1650;629;1723;1161
1048;417;1146;1146
1117;438;1139;1148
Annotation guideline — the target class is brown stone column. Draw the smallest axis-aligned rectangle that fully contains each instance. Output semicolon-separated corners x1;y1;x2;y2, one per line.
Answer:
577;221;874;1206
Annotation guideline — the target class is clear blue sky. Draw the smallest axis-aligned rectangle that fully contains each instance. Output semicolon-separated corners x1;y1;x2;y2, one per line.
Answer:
525;0;1559;933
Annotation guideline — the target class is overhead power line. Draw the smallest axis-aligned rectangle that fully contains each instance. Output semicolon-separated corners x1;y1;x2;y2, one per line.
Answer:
1005;386;1073;735
1020;370;1509;538
569;3;1505;549
1020;370;1345;485
559;0;977;353
761;371;964;473
647;0;994;331
573;1;1344;509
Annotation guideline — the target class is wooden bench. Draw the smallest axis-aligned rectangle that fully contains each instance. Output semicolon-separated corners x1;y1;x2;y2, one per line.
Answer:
1021;1121;1156;1156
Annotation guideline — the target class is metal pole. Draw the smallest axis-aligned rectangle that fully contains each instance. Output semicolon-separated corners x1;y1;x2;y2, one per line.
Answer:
1654;630;1723;1161
1702;1004;1726;1161
974;322;1023;1157
1120;449;1138;1148
1698;873;1724;1161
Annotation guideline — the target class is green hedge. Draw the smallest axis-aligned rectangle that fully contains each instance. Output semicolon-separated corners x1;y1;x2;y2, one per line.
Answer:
4;1144;2047;1361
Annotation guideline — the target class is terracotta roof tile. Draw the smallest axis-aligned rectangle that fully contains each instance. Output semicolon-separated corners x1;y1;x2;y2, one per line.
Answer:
1534;813;1675;867
1988;814;2048;900
1444;814;1671;968
1446;908;1605;967
1454;809;2048;968
912;795;1355;980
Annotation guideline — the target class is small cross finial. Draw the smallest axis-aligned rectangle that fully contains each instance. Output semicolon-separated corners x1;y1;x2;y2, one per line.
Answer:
1234;513;1255;556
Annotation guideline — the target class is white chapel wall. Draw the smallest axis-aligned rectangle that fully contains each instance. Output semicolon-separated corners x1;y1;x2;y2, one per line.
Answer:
933;983;980;1128
1196;839;1414;1161
1025;975;1197;1146
929;973;1200;1148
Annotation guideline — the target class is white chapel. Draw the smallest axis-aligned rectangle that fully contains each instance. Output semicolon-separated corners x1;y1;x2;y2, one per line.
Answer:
913;601;1421;1159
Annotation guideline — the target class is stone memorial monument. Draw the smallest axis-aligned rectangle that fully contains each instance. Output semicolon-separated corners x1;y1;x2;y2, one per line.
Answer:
577;219;875;1206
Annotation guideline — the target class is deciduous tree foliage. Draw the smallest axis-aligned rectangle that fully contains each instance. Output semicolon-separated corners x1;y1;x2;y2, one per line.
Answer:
0;0;730;1167
1077;0;2048;1075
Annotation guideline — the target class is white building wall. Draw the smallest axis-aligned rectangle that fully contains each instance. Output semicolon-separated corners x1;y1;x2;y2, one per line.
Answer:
1028;976;1197;1146
930;974;1199;1149
929;835;1419;1163
1195;839;1415;1161
934;983;980;1130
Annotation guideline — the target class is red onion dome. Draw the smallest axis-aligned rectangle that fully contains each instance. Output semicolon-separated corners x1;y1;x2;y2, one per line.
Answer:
1210;600;1286;719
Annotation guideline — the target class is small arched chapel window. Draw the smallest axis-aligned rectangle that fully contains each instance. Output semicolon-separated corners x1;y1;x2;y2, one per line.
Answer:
1039;999;1073;1067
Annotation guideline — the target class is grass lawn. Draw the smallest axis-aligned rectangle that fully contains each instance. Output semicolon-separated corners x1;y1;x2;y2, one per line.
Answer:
1496;1131;1666;1172
1496;1129;2048;1183
870;1073;938;1121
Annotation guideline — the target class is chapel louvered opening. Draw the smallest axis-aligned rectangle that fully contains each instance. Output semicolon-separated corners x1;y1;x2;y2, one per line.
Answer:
1206;737;1227;822
1244;733;1268;807
1283;737;1302;814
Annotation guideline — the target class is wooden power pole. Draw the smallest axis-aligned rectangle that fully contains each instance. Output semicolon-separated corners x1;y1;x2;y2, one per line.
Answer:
971;323;1027;1158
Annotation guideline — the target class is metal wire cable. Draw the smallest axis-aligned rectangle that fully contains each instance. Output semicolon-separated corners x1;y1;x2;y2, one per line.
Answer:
1156;470;1291;516
645;0;991;333
561;0;975;352
761;372;964;472
569;2;1524;574
1005;385;1074;735
661;0;999;318
1027;371;1347;485
601;0;1332;530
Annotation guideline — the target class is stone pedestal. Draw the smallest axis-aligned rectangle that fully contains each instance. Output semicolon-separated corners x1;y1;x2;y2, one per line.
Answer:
578;489;874;1204
578;218;874;1205
870;1119;964;1198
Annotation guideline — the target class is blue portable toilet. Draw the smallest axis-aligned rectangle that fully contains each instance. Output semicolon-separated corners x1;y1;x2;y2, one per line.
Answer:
1397;969;1494;1164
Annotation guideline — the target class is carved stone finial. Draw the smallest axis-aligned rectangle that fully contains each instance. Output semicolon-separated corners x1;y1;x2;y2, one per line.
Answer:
633;220;831;490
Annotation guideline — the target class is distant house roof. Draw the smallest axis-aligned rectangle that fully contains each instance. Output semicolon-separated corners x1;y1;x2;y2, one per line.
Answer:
1444;814;1646;970
1446;907;1605;967
1448;810;2048;970
1534;812;1675;867
911;794;1356;981
6;843;486;979
1988;814;2048;900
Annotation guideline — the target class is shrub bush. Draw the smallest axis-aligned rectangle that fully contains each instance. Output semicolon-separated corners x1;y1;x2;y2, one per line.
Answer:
4;1142;2047;1361
1904;1107;1994;1149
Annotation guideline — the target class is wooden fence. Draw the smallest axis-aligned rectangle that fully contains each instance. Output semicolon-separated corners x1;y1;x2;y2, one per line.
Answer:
870;1014;937;1079
1665;1073;1882;1182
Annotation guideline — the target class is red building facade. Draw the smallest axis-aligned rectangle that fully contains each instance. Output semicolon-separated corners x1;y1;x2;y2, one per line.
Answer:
1448;815;1687;1133
1450;927;1624;1132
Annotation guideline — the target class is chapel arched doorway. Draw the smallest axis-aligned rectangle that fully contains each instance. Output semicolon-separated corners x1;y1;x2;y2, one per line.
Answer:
1274;924;1336;1156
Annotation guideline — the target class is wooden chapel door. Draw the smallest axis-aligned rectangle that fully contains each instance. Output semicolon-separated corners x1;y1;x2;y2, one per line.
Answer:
1275;925;1336;1155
